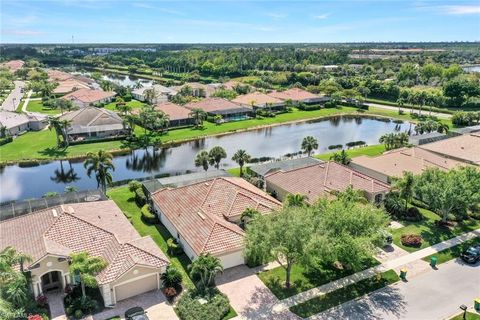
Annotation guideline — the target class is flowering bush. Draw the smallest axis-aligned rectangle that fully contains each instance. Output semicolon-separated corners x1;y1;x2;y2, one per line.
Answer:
27;315;43;320
401;234;423;247
164;287;177;300
36;294;48;307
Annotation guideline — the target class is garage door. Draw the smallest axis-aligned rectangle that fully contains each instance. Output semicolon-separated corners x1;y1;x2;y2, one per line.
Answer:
115;274;158;302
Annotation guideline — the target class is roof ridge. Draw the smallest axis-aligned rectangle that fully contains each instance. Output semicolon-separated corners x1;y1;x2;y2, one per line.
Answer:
265;162;324;178
221;177;281;205
333;161;390;187
200;178;217;207
125;237;169;263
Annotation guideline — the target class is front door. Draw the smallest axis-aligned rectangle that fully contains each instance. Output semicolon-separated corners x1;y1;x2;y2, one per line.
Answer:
41;271;61;292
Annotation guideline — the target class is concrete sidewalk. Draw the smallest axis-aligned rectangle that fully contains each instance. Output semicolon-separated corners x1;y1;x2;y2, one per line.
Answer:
274;229;480;311
366;102;452;119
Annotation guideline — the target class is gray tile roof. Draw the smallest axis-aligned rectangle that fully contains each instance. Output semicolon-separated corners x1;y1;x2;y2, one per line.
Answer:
249;157;323;177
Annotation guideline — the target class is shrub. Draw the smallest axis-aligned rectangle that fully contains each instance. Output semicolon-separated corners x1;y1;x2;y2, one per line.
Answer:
123;94;132;102
35;294;48;307
141;204;158;224
405;207;423;221
74;310;83;319
128;180;142;193
27;315;43;320
0;136;13;146
400;234;423;247
328;144;343;150
167;238;183;255
175;289;230;320
324;101;337;108
135;188;147;206
161;266;183;288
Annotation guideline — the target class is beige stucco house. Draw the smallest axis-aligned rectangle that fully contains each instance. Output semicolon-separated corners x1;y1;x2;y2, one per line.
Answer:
0;200;169;306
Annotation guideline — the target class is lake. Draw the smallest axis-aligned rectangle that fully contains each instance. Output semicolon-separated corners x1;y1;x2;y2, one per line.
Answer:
0;116;411;202
463;65;480;73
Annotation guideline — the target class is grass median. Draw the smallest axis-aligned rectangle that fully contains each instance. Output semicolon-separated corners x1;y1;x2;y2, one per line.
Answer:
422;237;480;265
289;270;400;318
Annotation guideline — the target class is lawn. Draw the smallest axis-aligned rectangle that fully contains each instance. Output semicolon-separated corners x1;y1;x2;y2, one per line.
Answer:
391;206;480;253
422;237;480;265
258;257;380;300
290;269;400;318
26;100;62;115
104;99;144;111
226;167;241;177
107;186;194;289
450;312;480;320
315;144;386;161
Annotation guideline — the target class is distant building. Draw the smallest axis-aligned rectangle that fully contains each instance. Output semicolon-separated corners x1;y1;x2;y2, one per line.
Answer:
0;111;47;135
268;88;329;105
232;92;285;111
59;107;128;142
132;84;177;103
184;97;253;121
1;60;25;73
153;102;194;127
62;88;116;108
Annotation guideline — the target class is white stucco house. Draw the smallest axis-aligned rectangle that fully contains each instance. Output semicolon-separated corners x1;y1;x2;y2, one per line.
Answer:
132;84;177;103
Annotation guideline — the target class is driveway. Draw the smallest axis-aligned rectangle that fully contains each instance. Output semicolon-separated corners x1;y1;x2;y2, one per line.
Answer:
1;80;25;111
87;290;178;320
309;258;480;320
216;265;299;319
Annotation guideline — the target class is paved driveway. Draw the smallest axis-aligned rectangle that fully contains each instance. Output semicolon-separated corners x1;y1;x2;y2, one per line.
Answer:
1;80;25;111
87;290;178;320
216;265;299;319
310;259;480;320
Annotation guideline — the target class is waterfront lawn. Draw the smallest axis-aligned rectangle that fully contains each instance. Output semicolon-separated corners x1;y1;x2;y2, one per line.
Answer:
258;257;380;300
107;186;195;289
104;99;144;111
365;106;453;127
226;167;241;177
391;206;480;253
26;100;62;115
289;270;400;318
422;237;480;265
315;144;386;161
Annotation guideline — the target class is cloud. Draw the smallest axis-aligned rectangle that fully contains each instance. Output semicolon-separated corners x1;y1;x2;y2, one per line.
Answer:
266;12;287;19
441;5;480;15
1;29;44;36
313;13;330;20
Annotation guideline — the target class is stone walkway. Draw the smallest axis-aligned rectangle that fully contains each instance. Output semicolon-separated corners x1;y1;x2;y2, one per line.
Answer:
45;292;67;320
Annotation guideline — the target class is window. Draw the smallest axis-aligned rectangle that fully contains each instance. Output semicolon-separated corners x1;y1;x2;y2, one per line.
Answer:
374;194;383;203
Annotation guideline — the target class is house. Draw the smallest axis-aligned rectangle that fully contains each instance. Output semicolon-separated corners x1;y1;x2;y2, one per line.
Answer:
0;200;170;306
350;147;468;183
53;78;91;95
171;82;220;98
265;161;390;204
268;88;329;105
152;102;194;127
62;88;116;108
0;111;47;135
249;157;324;180
184;97;253;121
132;84;177;103
418;133;480;166
1;60;25;73
151;177;281;269
232;92;285;111
47;69;74;82
408;132;454;146
59;107;129;142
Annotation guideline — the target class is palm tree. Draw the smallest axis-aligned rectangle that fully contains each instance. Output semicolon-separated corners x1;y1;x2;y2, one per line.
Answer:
285;193;308;207
232;149;251;177
134;81;143;89
396;97;405;114
116;103;132;116
330;149;351;165
195;150;210;173
69;251;108;298
83;150;115;194
144;88;156;104
189;108;207;129
189;253;223;290
208;146;227;169
393;171;415;213
0;246;32;274
301;136;318;156
58;119;72;147
437;122;449;134
158;111;170;133
48;117;64;148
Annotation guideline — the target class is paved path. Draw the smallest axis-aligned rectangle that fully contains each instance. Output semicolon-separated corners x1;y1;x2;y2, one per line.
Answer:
366;102;452;119
45;292;67;320
1;80;25;111
308;259;480;320
274;228;480;311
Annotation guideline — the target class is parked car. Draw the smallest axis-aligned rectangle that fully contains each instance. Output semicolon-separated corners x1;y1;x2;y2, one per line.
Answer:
461;244;480;264
125;307;149;320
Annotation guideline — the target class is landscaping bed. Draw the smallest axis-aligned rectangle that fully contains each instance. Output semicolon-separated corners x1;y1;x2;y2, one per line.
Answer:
175;288;237;320
289;270;400;318
64;285;104;319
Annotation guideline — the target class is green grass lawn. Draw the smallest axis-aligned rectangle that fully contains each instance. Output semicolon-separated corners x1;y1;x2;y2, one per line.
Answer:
26;100;62;115
104;99;144;111
290;269;400;318
226;167;241;177
450;312;480;320
258;257;380;300
422;237;480;265
315;144;386;161
107;186;194;289
391;207;480;253
16;99;25;113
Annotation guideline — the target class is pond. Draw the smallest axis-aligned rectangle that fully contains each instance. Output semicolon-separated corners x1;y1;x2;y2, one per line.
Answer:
74;69;154;87
0;116;411;202
463;65;480;73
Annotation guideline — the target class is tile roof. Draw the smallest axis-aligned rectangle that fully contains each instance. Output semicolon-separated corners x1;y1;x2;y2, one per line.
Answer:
63;88;116;104
151;177;281;256
132;84;177;96
418;133;480;165
249;157;323;177
47;70;74;82
1;60;25;72
184;98;251;113
0;201;169;285
268;88;320;101
232;92;283;106
265;161;390;203
154;102;191;120
352;147;468;178
54;79;90;94
59;107;125;134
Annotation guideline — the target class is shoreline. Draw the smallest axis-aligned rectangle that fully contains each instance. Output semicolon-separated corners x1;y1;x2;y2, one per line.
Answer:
0;111;412;166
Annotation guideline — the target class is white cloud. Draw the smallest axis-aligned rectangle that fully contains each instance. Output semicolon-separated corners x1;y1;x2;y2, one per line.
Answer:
313;13;330;20
441;5;480;15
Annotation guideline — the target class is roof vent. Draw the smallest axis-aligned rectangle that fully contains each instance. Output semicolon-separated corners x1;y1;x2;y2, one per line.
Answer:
197;211;206;220
52;209;58;217
205;182;210;186
67;206;75;214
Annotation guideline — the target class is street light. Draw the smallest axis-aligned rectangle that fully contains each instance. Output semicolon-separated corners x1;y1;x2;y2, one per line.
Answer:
460;304;468;320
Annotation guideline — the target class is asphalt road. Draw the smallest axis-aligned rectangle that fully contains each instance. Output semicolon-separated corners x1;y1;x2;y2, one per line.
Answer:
1;80;25;111
366;102;452;119
311;259;480;320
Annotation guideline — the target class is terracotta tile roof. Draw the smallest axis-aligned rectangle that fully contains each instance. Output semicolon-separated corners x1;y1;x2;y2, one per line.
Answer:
154;102;191;120
54;79;90;94
265;161;390;203
47;70;74;82
151;177;281;256
232;92;283;106
268;88;320;101
418;133;480;165
352;147;468;178
0;201;169;285
1;60;25;72
184;98;250;113
63;88;116;104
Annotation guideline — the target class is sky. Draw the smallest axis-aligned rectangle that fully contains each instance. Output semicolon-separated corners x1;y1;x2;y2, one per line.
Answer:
1;0;479;43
